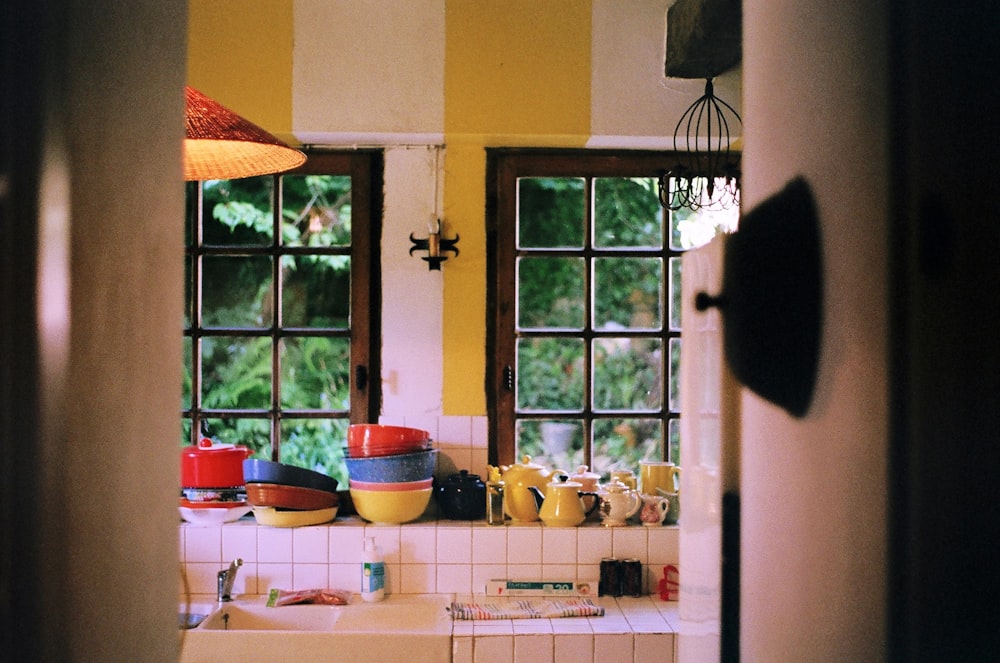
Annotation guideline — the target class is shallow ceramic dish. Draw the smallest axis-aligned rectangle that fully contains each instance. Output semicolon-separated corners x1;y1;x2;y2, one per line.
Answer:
344;449;438;483
349;487;432;524
179;503;251;526
246;483;339;511
251;505;338;527
242;459;339;494
348;477;433;492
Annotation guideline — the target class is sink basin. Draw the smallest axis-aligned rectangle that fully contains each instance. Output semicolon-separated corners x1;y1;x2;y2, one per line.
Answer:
179;594;452;663
198;603;341;631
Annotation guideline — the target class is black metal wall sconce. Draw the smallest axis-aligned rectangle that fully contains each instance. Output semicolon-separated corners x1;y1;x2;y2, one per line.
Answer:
409;219;460;271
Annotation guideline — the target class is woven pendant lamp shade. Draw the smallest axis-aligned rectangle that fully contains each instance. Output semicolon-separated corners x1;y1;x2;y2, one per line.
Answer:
184;86;306;181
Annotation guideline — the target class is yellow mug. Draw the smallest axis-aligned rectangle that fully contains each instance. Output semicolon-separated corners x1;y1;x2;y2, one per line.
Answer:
639;461;681;496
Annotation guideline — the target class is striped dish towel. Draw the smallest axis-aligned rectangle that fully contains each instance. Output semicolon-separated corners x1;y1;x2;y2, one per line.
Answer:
448;599;604;620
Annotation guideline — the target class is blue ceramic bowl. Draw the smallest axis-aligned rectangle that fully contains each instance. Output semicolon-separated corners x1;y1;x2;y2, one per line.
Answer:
345;449;438;483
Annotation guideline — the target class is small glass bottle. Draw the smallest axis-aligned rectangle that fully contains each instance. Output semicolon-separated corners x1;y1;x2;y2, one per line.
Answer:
486;466;505;525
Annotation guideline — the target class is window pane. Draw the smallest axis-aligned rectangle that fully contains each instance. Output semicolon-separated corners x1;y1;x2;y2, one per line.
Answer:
181;337;192;410
515;418;584;470
517;177;585;248
593;257;662;331
671;201;739;250
591;417;663;480
517;256;585;329
202;256;272;328
183;256;193;329
592;337;662;411
669;337;681;413
280;337;351;410
593;177;662;248
203;417;271;457
516;337;584;412
282;255;351;328
202;178;274;246
201;336;272;409
282;174;352;248
280;418;350;485
667;418;680;466
669;256;682;331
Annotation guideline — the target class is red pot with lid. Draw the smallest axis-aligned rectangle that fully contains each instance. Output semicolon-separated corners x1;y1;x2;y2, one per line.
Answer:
181;438;252;488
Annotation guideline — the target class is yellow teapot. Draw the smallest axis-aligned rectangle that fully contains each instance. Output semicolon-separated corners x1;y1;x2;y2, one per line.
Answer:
527;475;601;527
489;455;559;522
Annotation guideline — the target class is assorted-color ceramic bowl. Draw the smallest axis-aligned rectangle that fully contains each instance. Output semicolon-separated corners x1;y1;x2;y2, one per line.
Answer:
349;487;432;525
345;448;438;483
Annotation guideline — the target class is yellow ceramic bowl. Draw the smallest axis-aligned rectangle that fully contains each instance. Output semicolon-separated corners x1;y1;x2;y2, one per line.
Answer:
349;487;432;524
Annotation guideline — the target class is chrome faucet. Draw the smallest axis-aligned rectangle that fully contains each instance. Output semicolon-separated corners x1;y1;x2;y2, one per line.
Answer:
217;558;243;602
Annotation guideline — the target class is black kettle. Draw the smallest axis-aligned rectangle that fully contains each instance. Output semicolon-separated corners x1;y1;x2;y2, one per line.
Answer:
435;470;487;520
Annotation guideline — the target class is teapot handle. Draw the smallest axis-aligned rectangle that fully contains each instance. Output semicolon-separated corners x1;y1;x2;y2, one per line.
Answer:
580;491;601;518
627;491;643;518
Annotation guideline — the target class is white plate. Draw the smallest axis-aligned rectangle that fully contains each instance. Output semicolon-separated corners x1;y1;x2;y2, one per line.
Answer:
179;504;252;526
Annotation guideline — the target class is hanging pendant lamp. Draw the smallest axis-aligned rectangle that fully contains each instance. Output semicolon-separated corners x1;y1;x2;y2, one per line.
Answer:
658;78;741;212
184;86;306;181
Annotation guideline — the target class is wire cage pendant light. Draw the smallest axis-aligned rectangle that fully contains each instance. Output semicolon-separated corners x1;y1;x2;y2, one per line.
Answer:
658;78;742;212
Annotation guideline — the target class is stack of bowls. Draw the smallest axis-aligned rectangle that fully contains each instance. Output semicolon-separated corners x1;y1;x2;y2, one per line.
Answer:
345;424;437;524
243;459;340;527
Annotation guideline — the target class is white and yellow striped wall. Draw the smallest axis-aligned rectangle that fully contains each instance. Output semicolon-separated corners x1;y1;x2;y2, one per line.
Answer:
187;0;741;417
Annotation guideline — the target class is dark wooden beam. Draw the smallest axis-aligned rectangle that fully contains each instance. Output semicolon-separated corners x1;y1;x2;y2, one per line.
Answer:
666;0;742;79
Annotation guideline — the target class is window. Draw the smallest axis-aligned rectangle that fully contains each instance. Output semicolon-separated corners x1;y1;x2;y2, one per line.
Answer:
183;151;382;485
487;149;736;477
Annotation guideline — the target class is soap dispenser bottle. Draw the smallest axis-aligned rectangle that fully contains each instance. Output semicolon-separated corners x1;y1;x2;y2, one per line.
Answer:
361;536;385;602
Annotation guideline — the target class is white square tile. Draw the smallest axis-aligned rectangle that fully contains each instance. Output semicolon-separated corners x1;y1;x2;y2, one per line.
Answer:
401;524;438;563
402;414;439;440
514;634;553;661
507;526;542;564
513;620;553;634
222;524;257;563
329;524;365;563
470;416;488;448
542;528;578;564
292;526;329;563
400;563;436;593
292;563;329;589
634;633;674;662
474;634;515;663
595;632;634;660
437;563;472;593
452;635;474;663
438;527;473;564
328;563;358;591
554;633;593;661
612;527;648;562
437;415;472;446
257;527;293;563
184;526;222;563
366;525;401;564
577;526;613;565
256;563;293;593
470;449;489;478
473;563;507;595
506;564;543;582
542;564;578;583
182;562;222;595
646;526;679;565
473;526;507;565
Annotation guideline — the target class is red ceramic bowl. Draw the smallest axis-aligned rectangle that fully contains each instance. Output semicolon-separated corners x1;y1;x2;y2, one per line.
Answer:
347;424;430;453
343;440;433;459
349;478;434;492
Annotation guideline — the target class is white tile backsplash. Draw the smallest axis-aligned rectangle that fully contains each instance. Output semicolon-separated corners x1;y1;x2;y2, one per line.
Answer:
179;430;679;604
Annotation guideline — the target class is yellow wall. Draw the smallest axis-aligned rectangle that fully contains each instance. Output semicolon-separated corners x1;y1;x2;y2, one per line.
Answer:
441;1;592;413
187;0;296;143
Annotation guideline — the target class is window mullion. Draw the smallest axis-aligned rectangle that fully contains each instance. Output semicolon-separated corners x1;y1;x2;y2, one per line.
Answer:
271;175;283;461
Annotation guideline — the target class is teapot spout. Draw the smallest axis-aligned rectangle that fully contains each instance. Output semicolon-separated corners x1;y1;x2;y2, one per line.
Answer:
526;485;545;511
